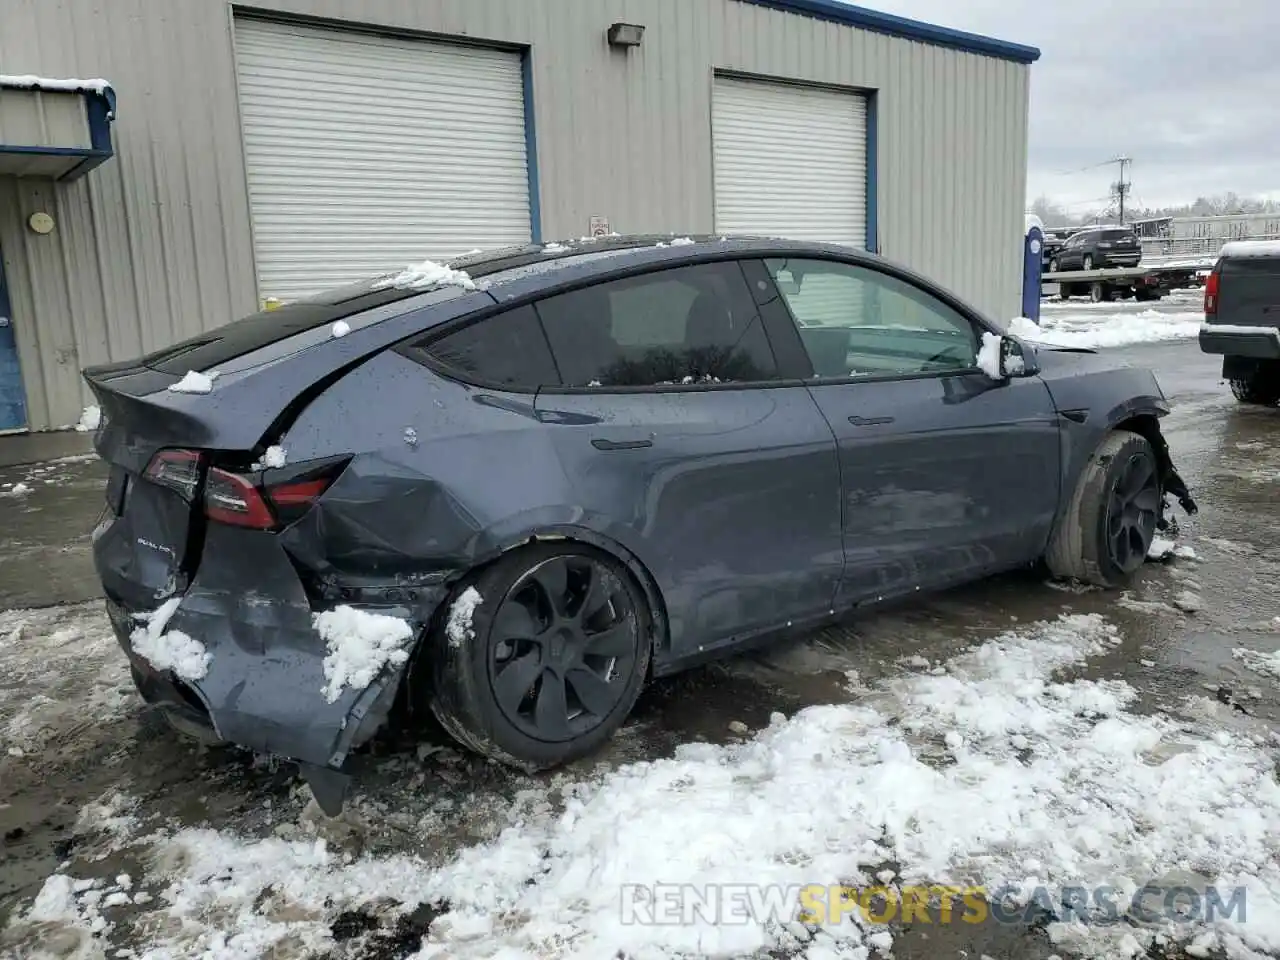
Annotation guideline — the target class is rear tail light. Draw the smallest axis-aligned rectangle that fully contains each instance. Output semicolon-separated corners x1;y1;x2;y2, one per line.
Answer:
145;448;346;529
1204;270;1220;315
145;449;204;500
205;467;276;528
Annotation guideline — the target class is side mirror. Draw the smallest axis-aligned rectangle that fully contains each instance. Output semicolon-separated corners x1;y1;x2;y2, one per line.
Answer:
978;332;1040;380
1000;335;1040;378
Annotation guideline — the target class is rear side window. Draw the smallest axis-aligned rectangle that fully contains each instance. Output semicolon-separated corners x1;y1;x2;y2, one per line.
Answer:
535;262;780;387
409;305;561;390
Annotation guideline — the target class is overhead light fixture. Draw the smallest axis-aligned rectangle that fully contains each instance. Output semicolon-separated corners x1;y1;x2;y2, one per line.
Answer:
607;22;645;48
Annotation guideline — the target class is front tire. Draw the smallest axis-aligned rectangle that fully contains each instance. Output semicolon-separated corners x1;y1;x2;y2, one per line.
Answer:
427;543;651;771
1229;361;1280;405
1046;431;1162;587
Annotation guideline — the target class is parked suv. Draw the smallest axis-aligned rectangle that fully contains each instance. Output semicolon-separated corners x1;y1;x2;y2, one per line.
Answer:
1199;241;1280;404
1049;226;1142;272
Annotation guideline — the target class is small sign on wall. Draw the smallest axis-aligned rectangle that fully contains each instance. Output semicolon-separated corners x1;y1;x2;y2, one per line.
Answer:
589;215;610;238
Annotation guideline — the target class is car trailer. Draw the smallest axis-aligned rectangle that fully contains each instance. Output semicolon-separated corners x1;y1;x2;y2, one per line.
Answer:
1043;264;1205;303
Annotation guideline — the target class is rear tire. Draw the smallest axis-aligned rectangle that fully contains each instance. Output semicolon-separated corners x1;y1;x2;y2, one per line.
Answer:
1089;282;1113;303
427;543;652;771
1230;364;1280;405
1083;254;1095;271
1046;431;1161;588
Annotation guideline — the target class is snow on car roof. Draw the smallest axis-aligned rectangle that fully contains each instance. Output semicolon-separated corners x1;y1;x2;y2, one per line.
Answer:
1219;239;1280;259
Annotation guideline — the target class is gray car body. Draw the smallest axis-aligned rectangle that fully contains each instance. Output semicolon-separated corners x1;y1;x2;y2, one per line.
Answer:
84;237;1194;794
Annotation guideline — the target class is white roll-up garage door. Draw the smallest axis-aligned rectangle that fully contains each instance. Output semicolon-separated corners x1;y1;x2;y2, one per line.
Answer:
712;76;868;249
233;17;532;301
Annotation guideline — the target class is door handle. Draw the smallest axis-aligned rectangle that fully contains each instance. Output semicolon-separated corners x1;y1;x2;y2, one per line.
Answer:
848;414;894;426
591;437;653;450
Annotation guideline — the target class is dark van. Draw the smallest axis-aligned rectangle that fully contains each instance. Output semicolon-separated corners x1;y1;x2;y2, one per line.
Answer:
1199;241;1280;404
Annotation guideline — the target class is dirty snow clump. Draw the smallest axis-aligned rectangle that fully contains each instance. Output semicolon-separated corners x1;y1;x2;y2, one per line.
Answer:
129;598;212;681
314;606;415;703
375;259;476;292
74;404;101;432
1233;647;1280;680
330;320;350;338
167;370;219;394
976;331;1005;378
251;445;287;471
0;482;32;498
446;587;484;648
542;241;571;253
669;236;696;246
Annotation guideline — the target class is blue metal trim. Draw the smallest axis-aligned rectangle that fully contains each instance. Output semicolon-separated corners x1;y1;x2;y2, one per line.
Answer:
0;238;30;432
521;50;543;244
865;92;878;253
739;0;1040;64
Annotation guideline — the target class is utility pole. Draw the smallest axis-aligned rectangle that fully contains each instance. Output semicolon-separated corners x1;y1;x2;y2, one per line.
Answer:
1109;156;1132;224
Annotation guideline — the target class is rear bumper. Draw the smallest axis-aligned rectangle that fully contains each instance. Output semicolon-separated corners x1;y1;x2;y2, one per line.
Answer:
95;519;448;772
1199;323;1280;358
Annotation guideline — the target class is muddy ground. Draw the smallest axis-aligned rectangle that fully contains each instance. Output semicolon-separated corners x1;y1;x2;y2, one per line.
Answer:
1;338;1278;959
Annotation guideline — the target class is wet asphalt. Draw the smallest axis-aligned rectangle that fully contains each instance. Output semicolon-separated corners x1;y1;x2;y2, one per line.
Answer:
1;336;1278;958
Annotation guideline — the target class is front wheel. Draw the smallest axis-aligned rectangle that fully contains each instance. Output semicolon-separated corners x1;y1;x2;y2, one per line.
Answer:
427;543;652;770
1045;431;1162;587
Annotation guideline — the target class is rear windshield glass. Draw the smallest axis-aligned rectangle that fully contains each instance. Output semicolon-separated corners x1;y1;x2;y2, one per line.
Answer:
139;280;409;374
1098;229;1135;241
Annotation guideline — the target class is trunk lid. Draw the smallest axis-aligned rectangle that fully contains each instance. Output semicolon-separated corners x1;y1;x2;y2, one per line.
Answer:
85;281;488;607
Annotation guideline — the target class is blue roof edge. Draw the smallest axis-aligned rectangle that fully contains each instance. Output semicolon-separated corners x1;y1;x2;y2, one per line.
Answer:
740;0;1041;64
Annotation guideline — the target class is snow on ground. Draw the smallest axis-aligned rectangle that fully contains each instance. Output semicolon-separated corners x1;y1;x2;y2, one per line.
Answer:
166;370;218;394
0;482;31;498
128;598;211;682
1233;647;1280;681
74;405;101;432
314;605;415;703
1148;536;1199;561
446;586;484;648
0;603;132;755
1026;292;1202;349
9;613;1280;959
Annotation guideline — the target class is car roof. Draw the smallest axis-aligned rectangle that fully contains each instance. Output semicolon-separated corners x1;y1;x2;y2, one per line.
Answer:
1218;239;1280;260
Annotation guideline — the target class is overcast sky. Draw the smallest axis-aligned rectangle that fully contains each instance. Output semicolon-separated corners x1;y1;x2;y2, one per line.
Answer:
869;0;1279;214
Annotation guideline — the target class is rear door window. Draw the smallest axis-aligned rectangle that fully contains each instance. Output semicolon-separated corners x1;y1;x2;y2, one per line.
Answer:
407;305;561;390
535;262;781;387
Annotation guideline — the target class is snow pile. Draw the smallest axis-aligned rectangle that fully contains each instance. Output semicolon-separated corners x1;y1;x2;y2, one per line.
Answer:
74;405;101;432
251;445;287;470
542;241;571;253
129;599;211;681
669;236;696;246
1232;647;1280;680
28;613;1280;959
330;320;350;338
1033;301;1201;349
313;606;414;703
1148;536;1197;561
976;331;1004;378
445;587;484;648
167;369;218;394
375;259;476;292
0;482;31;498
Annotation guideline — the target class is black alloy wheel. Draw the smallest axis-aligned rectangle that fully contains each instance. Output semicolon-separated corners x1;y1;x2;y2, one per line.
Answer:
1104;450;1161;574
487;555;637;742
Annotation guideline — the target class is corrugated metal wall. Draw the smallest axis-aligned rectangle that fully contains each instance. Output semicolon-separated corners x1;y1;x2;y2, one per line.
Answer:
0;0;1029;430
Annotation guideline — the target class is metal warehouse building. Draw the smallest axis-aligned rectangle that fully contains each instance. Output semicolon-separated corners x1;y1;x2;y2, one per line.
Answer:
0;0;1038;433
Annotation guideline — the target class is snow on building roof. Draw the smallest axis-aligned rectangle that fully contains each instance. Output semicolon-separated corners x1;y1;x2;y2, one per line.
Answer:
0;74;113;96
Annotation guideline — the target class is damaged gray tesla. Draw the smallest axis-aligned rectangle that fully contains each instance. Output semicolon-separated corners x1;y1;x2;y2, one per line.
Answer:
84;236;1196;812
